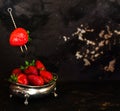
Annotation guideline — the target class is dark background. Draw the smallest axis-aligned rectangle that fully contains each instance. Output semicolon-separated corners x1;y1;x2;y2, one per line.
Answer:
0;0;120;82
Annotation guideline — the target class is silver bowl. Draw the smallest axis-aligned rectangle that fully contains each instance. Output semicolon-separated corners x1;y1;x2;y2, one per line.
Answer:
9;74;58;105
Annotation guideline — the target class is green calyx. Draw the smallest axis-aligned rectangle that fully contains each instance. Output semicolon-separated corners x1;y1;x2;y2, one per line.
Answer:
20;60;35;70
49;75;57;83
40;67;45;71
27;30;32;42
8;75;17;83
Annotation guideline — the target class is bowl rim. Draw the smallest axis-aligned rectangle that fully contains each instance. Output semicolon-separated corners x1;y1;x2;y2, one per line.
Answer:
10;73;58;88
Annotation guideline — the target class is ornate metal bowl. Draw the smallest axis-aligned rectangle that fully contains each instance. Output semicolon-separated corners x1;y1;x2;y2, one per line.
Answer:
9;74;58;105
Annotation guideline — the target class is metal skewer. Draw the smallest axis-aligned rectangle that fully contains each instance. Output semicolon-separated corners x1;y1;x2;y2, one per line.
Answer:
7;8;28;53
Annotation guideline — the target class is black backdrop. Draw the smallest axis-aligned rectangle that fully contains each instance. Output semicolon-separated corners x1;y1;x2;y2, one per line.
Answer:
0;0;120;81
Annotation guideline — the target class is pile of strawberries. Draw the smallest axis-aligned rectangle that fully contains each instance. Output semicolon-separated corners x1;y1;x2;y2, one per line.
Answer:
9;60;54;86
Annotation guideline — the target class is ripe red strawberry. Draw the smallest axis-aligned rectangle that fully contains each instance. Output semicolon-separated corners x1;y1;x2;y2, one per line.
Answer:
28;75;44;86
17;73;28;85
40;70;53;83
9;73;28;85
9;27;28;46
35;60;46;70
12;68;22;75
24;66;38;75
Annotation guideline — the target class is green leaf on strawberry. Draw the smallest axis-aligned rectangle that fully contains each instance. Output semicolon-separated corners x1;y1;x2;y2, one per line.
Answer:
25;60;35;66
25;61;29;66
20;60;35;70
27;30;32;42
8;74;17;83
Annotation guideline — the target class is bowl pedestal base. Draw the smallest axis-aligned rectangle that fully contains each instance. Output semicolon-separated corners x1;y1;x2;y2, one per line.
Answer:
9;87;58;105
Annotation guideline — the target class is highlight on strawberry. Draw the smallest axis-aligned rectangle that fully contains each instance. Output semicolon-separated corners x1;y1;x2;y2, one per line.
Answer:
8;60;55;86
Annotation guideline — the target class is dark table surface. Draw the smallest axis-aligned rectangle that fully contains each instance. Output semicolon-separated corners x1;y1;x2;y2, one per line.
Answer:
1;79;120;111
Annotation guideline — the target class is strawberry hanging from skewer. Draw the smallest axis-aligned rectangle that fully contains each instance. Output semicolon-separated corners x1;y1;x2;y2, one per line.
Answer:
9;28;29;52
7;8;29;52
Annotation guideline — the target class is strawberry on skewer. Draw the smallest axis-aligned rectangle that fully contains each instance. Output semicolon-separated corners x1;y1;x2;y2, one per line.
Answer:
9;27;29;52
7;8;29;53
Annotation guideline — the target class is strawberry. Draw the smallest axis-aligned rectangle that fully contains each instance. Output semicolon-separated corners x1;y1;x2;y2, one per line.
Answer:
9;73;28;85
17;73;28;85
28;75;44;86
24;66;38;75
9;27;29;46
40;70;53;83
35;60;46;70
12;68;22;75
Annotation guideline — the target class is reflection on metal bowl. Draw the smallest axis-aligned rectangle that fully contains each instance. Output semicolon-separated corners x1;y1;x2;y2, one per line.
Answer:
9;74;58;105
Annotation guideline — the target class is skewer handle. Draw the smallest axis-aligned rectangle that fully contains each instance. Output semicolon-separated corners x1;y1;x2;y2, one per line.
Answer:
7;8;17;29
